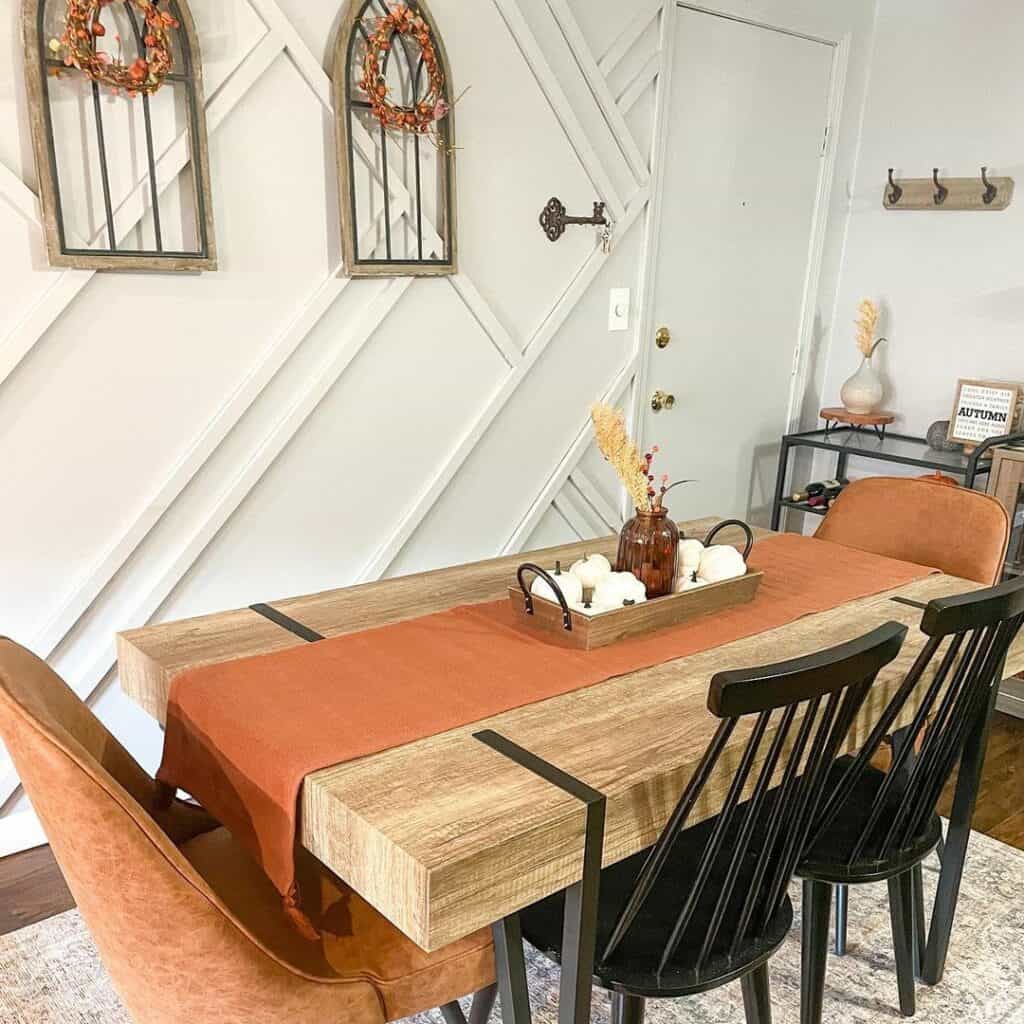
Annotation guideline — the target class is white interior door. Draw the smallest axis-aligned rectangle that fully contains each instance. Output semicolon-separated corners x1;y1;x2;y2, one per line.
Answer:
643;6;833;525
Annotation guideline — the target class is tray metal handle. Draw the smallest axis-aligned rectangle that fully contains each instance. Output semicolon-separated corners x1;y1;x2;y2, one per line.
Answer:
703;519;755;561
516;563;573;632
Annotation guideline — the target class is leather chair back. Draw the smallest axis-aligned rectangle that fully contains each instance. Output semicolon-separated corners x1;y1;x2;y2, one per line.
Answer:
0;638;382;1024
815;476;1009;584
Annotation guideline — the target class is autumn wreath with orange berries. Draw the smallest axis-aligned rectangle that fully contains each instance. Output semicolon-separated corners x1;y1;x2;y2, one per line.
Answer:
52;0;178;97
359;3;449;136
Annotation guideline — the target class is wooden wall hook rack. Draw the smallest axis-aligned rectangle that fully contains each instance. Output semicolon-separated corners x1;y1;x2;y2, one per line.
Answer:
883;168;1015;211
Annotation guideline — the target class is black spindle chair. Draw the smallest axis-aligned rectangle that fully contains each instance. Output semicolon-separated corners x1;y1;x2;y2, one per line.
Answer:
797;574;1024;1023
519;622;908;1024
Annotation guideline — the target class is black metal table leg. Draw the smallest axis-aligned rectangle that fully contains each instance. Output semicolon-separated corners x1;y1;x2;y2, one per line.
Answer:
476;731;607;1024
493;915;532;1024
558;797;605;1024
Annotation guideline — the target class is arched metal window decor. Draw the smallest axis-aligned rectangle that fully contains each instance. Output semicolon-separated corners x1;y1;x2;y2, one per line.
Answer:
333;0;457;277
22;0;216;271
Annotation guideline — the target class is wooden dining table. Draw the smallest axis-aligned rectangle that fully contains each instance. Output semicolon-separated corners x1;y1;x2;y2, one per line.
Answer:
117;516;1024;1024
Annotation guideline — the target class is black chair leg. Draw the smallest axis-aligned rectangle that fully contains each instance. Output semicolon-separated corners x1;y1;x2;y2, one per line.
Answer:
911;865;926;977
470;984;499;1024
922;686;997;986
741;963;772;1024
610;992;645;1024
888;872;917;1017
834;884;848;955
800;879;832;1024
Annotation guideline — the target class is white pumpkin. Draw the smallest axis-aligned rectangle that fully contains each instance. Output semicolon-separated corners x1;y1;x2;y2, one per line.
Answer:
676;538;704;589
569;552;613;590
530;565;584;605
697;544;747;584
678;538;705;574
591;570;646;610
674;569;706;593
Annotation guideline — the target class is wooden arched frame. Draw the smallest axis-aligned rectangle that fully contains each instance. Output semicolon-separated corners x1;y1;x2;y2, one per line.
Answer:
332;0;457;277
22;0;217;271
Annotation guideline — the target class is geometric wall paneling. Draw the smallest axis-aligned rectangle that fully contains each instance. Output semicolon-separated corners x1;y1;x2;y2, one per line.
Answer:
158;279;509;609
21;0;217;270
383;199;648;579
523;502;582;551
333;0;457;276
0;0;672;853
2;53;331;664
500;341;639;555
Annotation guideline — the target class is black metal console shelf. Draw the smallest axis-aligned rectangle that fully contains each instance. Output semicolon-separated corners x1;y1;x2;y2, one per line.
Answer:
771;427;1024;531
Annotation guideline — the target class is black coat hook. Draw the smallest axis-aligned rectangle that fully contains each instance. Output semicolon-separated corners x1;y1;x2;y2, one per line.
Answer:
981;166;998;205
933;168;948;206
887;168;903;205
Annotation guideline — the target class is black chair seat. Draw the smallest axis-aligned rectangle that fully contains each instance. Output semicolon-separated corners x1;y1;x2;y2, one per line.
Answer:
797;761;942;885
520;813;793;998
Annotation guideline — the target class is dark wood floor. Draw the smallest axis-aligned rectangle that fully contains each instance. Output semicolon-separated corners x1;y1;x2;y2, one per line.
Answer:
1;712;1022;939
0;843;74;937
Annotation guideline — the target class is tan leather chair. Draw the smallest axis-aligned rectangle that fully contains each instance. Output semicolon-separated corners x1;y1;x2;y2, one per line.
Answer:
815;476;1010;584
0;638;495;1024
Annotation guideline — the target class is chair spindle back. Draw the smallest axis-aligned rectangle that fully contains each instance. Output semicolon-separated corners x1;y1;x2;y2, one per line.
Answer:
811;575;1024;867
600;621;908;975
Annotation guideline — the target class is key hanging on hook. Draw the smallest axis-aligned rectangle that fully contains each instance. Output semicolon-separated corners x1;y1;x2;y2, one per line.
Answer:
601;222;613;255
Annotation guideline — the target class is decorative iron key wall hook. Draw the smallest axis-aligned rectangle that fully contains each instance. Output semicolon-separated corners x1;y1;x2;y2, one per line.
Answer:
539;197;609;242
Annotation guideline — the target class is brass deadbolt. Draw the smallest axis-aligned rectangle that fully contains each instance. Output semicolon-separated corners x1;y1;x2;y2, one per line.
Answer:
655;327;671;349
651;390;675;412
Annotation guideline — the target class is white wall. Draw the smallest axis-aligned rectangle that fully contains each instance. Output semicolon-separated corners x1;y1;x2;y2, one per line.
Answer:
0;0;879;854
0;0;670;851
820;0;1024;437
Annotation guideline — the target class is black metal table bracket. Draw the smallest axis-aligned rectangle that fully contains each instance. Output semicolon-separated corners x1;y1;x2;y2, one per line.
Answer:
249;603;325;643
474;730;607;1024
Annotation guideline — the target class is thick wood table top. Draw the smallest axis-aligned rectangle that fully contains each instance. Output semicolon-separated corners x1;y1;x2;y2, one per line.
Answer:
117;520;1024;952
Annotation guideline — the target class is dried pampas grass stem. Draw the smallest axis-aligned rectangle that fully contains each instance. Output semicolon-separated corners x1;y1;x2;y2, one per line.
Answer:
590;403;650;511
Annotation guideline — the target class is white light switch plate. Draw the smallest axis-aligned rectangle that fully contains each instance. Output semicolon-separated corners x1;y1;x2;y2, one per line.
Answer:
608;288;630;331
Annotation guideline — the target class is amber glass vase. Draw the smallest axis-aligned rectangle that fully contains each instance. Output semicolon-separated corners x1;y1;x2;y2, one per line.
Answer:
616;507;679;598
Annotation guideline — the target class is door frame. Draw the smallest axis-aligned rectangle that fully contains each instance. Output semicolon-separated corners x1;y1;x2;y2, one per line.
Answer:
631;1;852;484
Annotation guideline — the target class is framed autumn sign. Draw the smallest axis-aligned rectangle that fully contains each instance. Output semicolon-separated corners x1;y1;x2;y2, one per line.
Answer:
948;379;1024;447
332;0;457;277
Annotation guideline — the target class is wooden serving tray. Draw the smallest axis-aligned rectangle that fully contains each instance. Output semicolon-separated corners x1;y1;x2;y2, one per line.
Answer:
507;570;764;650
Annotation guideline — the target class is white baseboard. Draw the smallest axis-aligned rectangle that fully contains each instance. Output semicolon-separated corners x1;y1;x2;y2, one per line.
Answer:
0;810;47;859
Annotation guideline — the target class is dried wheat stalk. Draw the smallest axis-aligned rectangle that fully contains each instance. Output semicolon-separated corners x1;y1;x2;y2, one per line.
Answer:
590;402;651;511
855;299;883;357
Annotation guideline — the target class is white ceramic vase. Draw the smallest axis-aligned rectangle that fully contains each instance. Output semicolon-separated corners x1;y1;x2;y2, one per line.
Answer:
840;356;883;414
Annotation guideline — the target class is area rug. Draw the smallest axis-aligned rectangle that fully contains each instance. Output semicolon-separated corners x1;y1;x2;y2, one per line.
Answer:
1;832;1022;1024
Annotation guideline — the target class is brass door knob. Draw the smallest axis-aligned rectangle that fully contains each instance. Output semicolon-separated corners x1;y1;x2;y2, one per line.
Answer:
655;327;671;349
651;390;675;412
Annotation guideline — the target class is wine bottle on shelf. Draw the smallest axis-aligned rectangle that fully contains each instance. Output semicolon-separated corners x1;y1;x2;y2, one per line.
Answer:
791;478;847;503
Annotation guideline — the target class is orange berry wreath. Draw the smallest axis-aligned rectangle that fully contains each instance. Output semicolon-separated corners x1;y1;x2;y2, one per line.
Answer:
51;0;178;97
360;3;449;136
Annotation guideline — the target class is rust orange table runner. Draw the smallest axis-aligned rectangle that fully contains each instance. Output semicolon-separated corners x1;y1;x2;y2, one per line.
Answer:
157;533;935;927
